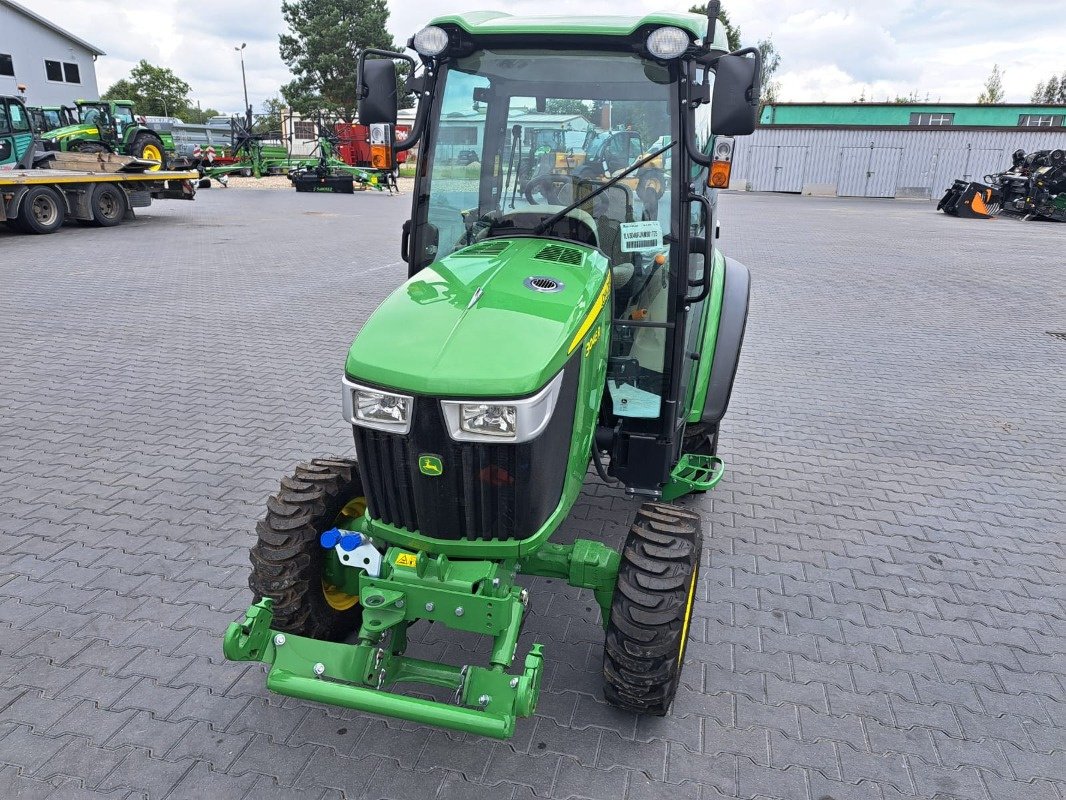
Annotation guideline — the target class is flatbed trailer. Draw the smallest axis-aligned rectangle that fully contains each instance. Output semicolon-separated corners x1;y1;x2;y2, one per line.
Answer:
0;167;197;235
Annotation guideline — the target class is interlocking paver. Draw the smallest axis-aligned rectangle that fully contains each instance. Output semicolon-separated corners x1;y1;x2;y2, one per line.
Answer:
2;190;1064;799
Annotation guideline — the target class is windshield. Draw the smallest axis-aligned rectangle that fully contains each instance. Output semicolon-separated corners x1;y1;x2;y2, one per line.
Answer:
421;48;680;416
424;49;675;264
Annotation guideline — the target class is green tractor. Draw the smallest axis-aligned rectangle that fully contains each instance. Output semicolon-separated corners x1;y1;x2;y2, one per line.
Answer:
26;105;77;135
224;4;759;739
42;99;171;168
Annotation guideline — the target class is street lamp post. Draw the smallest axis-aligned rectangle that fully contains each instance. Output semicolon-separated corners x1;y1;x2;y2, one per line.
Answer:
235;42;250;126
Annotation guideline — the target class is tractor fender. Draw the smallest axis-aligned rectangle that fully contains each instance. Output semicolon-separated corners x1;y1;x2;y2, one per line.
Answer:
701;256;750;424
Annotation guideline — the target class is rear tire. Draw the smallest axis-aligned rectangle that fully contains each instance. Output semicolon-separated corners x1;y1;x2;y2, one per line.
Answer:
16;186;66;234
88;183;127;227
603;502;703;715
249;458;365;642
130;133;167;169
683;421;719;458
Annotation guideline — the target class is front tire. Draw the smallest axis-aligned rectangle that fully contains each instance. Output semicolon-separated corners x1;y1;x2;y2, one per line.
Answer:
249;458;365;642
603;502;703;715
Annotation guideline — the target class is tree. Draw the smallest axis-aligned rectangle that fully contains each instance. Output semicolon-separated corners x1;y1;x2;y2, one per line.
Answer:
101;60;193;118
757;37;781;108
279;0;397;121
688;3;742;51
1030;73;1066;104
977;64;1005;104
254;95;286;134
545;99;592;121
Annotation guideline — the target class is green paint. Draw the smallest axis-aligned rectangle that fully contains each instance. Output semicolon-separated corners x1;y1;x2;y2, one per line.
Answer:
223;537;620;737
686;250;727;422
661;453;725;501
345;238;610;397
760;102;1066;128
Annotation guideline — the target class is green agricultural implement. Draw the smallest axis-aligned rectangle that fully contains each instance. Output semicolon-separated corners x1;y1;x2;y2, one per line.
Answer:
41;99;173;168
198;118;392;192
224;4;759;739
288;121;396;193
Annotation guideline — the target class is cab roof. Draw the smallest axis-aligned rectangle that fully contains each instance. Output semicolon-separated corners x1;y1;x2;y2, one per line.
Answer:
426;11;728;52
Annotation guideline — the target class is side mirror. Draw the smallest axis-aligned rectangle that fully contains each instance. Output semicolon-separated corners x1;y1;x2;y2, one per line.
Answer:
359;58;398;125
711;52;760;136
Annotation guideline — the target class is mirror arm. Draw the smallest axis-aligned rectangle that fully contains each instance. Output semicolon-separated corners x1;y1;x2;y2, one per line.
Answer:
394;62;436;154
683;60;712;168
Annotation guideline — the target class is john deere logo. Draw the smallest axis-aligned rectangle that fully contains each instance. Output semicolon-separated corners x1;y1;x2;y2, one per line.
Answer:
419;454;443;476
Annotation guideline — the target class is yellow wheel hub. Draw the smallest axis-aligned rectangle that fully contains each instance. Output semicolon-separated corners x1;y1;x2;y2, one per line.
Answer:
322;582;360;611
321;495;368;611
141;143;163;170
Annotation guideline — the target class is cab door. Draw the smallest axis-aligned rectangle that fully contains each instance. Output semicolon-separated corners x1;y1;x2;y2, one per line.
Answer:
1;99;34;169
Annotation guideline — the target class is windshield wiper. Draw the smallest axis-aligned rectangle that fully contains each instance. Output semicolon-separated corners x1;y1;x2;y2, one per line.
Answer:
532;140;676;235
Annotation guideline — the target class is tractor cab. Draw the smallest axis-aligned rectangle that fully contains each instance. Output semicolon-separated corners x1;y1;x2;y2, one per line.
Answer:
0;96;35;169
75;100;137;148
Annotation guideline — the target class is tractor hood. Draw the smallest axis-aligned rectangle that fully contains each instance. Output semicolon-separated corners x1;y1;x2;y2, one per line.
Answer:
46;123;95;143
345;237;609;397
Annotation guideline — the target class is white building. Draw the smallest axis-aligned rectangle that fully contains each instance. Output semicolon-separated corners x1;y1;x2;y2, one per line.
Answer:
0;0;104;107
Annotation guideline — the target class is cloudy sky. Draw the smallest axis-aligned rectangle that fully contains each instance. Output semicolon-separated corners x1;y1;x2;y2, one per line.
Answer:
19;0;1063;114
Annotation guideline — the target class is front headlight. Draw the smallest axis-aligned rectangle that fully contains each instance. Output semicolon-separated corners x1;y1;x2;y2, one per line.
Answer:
460;404;517;438
342;377;412;434
441;369;565;443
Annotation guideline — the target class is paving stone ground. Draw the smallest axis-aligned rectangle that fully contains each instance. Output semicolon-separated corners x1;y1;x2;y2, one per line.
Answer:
0;188;1063;800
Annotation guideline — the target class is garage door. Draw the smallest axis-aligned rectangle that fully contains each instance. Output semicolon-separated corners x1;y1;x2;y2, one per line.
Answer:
930;147;1006;198
838;146;903;198
748;145;810;192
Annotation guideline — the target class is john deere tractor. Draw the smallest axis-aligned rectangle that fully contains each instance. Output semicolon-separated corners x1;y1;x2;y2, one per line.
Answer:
224;5;758;739
42;100;170;168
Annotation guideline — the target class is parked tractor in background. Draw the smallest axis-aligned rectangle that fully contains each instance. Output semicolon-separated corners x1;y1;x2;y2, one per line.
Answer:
27;105;76;135
938;148;1066;222
41;100;172;169
224;4;760;739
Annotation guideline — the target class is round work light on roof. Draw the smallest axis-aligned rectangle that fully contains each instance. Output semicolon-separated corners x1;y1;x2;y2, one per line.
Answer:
413;26;449;56
646;26;690;59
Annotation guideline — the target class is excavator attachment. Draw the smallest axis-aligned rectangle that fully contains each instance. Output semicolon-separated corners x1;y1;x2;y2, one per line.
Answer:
937;180;1000;219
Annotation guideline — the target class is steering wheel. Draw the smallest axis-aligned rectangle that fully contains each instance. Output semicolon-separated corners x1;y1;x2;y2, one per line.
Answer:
523;173;581;205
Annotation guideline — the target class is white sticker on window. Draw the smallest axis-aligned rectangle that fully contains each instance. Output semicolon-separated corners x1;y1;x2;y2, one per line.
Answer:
619;220;663;253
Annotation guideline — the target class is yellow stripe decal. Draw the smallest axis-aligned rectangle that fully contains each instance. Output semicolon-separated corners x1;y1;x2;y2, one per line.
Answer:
678;568;699;665
0;171;195;186
567;273;611;355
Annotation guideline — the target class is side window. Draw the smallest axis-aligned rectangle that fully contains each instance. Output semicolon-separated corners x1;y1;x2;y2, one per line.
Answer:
114;106;135;125
8;102;30;133
0;103;10;134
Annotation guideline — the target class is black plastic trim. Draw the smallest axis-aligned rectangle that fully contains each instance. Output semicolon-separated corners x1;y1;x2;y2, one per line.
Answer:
702;256;750;424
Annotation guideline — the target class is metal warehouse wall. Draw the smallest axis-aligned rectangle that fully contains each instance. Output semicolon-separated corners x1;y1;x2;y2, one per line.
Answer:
730;128;1065;199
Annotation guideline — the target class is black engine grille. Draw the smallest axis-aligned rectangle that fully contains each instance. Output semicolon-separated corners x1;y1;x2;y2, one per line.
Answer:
351;357;579;542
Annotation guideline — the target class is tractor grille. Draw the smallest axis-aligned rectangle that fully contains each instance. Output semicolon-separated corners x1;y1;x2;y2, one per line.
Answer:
350;356;580;542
